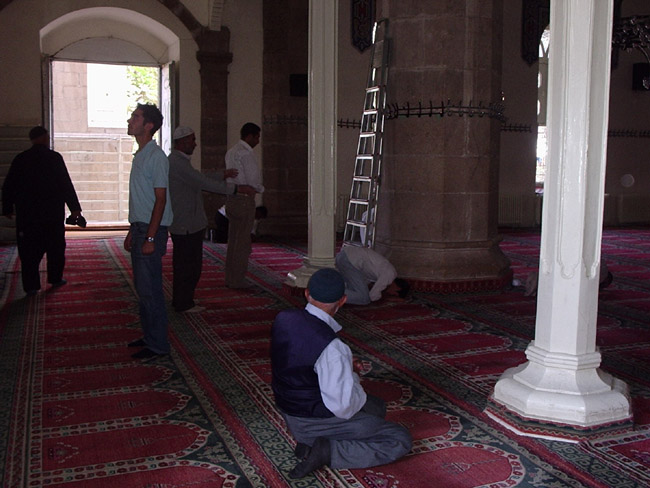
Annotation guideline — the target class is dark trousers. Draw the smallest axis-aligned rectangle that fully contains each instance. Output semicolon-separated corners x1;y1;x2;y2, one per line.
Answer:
130;222;169;354
16;222;66;293
282;395;412;470
171;229;205;311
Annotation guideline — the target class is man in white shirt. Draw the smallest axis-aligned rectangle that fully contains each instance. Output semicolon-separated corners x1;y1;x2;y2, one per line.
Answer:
335;246;410;305
271;268;412;478
224;123;264;288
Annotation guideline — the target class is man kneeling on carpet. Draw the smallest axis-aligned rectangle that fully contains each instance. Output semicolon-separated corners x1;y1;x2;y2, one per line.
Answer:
335;245;410;305
271;268;412;479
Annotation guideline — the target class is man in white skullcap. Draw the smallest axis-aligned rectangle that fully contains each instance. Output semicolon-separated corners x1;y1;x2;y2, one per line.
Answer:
168;126;255;312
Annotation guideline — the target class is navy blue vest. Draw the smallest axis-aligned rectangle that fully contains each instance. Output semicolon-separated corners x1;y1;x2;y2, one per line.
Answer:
271;309;337;418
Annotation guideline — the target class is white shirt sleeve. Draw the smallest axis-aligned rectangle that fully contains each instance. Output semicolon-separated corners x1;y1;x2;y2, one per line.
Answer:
226;142;265;193
368;259;397;301
314;338;367;419
345;247;397;302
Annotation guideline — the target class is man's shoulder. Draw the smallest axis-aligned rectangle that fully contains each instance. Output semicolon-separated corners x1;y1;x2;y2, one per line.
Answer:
227;140;250;155
140;142;169;164
274;308;337;338
275;308;307;321
14;145;61;162
275;308;321;325
167;151;186;168
225;142;239;156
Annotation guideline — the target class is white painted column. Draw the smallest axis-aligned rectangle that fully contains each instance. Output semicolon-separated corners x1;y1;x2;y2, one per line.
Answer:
491;0;631;432
287;0;339;288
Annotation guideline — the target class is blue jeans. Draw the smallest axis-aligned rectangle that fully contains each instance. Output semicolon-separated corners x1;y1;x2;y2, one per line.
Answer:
130;222;170;354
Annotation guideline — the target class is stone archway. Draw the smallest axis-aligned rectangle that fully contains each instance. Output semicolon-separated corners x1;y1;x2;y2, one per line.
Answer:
39;7;181;224
0;0;204;38
2;0;231;174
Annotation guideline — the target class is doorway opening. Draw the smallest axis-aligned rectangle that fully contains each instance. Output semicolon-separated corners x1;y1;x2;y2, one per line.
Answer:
536;27;550;190
51;60;167;225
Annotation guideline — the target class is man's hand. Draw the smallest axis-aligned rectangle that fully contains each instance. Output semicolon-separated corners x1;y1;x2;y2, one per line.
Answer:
124;230;133;252
237;185;257;196
353;358;364;374
224;168;239;180
142;240;155;256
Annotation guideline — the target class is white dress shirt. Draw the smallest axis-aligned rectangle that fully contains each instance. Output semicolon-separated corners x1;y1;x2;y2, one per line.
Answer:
306;303;367;420
225;140;264;193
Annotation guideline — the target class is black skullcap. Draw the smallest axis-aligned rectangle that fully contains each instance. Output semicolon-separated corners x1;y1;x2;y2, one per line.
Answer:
29;126;47;140
307;268;346;303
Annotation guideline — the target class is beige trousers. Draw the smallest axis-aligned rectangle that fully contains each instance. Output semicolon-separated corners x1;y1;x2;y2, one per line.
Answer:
225;194;256;287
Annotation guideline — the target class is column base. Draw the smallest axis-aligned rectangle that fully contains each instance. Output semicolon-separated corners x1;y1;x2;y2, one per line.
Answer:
407;271;512;293
285;257;336;289
377;236;512;292
489;346;632;441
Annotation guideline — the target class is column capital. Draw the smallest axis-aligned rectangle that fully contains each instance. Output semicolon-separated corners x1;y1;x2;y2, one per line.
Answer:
195;27;231;54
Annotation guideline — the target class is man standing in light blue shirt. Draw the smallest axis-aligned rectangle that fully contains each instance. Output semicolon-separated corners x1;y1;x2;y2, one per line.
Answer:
124;103;174;360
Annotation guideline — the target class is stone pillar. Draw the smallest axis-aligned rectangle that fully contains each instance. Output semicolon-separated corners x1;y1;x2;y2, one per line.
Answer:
196;29;233;220
490;0;631;435
376;1;510;291
286;0;338;288
261;1;309;238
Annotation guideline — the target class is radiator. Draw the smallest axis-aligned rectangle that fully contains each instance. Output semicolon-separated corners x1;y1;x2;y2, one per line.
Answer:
499;194;525;226
618;194;650;224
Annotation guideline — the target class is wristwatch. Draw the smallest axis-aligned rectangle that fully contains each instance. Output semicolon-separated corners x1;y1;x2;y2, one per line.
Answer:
146;236;155;243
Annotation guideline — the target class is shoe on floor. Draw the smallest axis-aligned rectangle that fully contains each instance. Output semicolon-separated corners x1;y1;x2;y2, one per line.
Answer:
294;443;311;460
131;348;167;359
182;305;206;313
50;279;67;287
128;338;146;348
288;437;331;479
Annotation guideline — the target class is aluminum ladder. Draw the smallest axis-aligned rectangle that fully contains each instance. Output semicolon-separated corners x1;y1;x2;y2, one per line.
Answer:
343;19;390;248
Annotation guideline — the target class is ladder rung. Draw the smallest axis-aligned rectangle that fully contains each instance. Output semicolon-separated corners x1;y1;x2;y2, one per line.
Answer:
346;220;367;228
344;20;388;250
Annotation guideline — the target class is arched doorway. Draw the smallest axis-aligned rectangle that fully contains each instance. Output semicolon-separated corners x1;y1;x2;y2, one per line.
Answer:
40;7;179;224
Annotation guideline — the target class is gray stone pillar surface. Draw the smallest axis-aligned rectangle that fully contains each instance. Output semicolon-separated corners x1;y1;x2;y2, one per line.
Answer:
196;28;233;223
376;1;510;290
286;0;338;288
490;0;631;435
261;0;309;238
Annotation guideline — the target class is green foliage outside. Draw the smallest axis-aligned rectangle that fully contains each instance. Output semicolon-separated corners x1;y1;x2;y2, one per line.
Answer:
126;66;159;114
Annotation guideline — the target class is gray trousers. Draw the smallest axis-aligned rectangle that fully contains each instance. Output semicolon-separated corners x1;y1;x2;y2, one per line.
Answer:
335;251;371;305
282;398;412;470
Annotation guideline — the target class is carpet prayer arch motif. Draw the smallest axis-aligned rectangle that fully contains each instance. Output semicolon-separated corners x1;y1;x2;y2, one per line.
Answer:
1;230;650;486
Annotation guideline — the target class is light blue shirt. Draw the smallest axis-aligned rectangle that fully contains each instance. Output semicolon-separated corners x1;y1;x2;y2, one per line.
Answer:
306;303;367;419
128;140;173;226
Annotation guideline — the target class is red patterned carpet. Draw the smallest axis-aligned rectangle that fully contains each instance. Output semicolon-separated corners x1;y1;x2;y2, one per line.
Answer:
1;229;650;487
